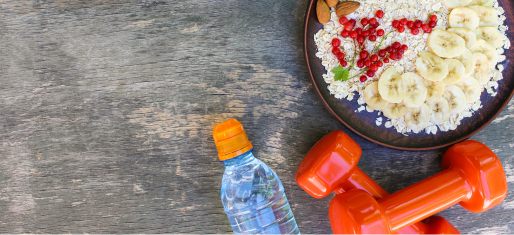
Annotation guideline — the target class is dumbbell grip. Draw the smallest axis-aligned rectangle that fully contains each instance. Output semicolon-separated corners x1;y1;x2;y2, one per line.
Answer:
333;168;388;198
333;168;436;234
378;168;468;232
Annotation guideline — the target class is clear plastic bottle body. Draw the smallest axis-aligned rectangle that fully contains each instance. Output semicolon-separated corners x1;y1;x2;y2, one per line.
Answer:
221;151;300;234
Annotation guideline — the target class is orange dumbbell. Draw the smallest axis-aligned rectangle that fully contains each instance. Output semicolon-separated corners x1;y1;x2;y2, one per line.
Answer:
329;139;508;234
295;130;459;234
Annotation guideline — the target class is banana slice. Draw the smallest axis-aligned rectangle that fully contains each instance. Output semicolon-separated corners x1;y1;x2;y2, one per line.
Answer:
471;39;498;68
443;85;467;114
468;5;498;27
467;0;494;7
404;103;432;133
472;52;490;85
447;27;477;49
402;73;427;108
426;98;451;124
364;81;389;111
425;79;445;102
416;51;449;81
443;59;465;86
455;76;482;103
378;68;404;103
443;0;472;8
449;7;480;30
455;48;476;77
474;27;504;48
383;103;410;120
427;30;466;58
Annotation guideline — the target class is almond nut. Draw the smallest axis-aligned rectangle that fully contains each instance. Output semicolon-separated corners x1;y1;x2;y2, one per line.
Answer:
335;1;360;16
316;0;331;24
326;0;339;8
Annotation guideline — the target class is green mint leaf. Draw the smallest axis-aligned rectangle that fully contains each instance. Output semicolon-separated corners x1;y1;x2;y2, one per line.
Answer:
333;67;349;82
341;69;349;81
332;66;345;74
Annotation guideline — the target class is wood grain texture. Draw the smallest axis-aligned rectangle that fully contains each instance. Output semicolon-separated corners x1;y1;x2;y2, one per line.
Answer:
0;0;512;233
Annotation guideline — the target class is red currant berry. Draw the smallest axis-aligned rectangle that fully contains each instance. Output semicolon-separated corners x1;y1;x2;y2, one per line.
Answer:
349;19;356;27
390;52;398;60
360;50;369;59
383;58;390;63
429;21;436;28
369;28;376;35
407;21;414;28
400;18;408;26
377;61;384;67
357;59;365;68
411;27;419;35
369;35;377;41
422;24;430;32
392;20;400;28
339;16;348;25
361;18;369;26
377;29;384;36
357;35;365;44
372;22;380;28
367;70;375;77
332;38;341;47
340;60;348;67
376;10;384;18
345;22;354;31
386;46;394;53
425;27;432;33
397;53;403;59
362;30;370;37
430;14;437;22
378;49;387;57
356;28;363;35
369;18;378;25
401;44;408;50
360;75;367;82
415;20;422;28
364;59;372;67
337;52;345;60
370;64;378;72
332;47;340;54
392;42;401;49
398;26;405;33
370;54;378;62
341;30;350;38
398;49;405;54
350;31;358;39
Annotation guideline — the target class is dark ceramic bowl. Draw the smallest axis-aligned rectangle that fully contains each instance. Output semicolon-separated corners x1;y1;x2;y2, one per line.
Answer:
304;0;514;150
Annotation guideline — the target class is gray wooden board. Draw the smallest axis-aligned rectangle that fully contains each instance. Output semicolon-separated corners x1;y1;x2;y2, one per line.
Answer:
0;0;513;233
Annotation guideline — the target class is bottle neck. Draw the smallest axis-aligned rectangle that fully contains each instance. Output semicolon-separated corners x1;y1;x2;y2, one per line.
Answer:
222;150;255;167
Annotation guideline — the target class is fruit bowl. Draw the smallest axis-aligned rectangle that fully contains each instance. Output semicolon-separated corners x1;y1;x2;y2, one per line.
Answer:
303;0;514;150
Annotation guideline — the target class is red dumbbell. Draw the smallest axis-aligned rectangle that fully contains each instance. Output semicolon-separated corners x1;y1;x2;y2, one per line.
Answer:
329;140;508;234
295;130;459;234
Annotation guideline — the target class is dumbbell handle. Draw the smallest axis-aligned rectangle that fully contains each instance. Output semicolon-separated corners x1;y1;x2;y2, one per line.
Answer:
379;168;466;232
334;168;389;198
333;168;453;234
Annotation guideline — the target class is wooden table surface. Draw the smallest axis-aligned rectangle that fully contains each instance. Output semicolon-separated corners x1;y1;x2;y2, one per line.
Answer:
1;0;513;233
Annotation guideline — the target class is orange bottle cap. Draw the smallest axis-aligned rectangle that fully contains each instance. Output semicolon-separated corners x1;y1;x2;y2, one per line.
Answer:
213;118;253;161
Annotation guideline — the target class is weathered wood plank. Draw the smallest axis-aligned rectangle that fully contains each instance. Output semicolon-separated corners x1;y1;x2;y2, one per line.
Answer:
0;0;513;233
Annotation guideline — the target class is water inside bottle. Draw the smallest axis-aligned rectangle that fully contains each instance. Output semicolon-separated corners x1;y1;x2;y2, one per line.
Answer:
221;152;300;234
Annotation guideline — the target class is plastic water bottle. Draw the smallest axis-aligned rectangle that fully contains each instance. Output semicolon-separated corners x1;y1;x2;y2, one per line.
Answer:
213;118;300;234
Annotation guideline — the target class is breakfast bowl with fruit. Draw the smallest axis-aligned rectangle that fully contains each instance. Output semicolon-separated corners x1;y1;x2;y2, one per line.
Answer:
304;0;513;149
